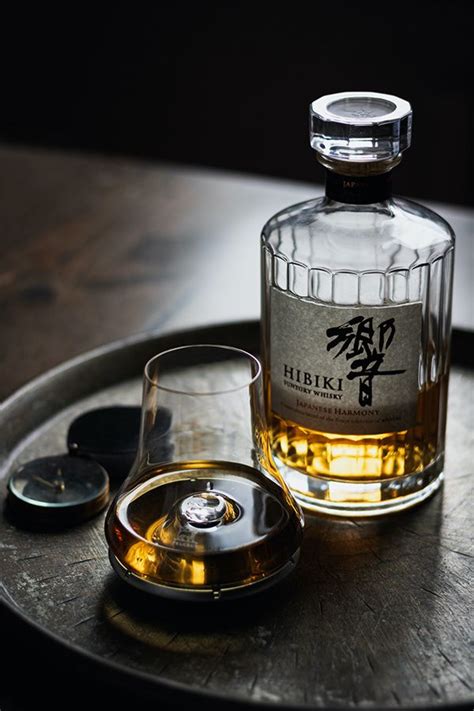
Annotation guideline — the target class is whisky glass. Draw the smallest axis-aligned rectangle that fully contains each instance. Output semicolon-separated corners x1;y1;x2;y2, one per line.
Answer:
105;345;303;601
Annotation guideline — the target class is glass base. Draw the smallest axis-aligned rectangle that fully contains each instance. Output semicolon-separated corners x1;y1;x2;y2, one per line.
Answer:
277;455;444;517
108;548;300;602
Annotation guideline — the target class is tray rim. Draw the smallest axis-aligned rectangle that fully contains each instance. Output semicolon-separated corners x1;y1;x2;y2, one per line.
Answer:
0;320;472;711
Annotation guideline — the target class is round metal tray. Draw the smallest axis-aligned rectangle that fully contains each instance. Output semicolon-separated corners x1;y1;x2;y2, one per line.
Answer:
0;321;472;710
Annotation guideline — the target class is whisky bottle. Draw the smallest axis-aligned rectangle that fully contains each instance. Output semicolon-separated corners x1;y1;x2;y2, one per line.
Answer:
261;92;455;516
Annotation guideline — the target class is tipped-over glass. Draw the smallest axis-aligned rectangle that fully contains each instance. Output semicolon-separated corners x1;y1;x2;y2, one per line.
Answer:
105;345;303;601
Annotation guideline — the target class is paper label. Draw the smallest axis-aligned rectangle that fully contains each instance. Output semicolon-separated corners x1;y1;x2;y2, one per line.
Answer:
270;288;422;435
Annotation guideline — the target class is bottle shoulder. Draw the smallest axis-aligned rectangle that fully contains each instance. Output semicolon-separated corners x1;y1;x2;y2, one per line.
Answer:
391;196;455;243
261;195;454;271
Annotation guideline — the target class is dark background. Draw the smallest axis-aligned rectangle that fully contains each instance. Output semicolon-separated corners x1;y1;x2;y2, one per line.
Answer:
0;2;472;205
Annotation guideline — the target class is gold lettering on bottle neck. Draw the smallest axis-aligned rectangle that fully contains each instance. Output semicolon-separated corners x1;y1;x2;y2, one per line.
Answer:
343;180;357;189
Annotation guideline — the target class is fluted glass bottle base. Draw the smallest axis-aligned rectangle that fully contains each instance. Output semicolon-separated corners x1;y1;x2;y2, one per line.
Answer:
276;455;444;517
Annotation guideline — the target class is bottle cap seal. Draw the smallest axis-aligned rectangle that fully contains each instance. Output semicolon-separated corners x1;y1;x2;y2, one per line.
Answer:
310;91;412;163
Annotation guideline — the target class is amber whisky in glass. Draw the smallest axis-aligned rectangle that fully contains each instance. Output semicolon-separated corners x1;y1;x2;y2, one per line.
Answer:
105;345;303;599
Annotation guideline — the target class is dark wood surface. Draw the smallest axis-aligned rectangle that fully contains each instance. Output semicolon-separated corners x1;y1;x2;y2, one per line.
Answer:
0;145;473;710
0;144;473;402
0;322;473;711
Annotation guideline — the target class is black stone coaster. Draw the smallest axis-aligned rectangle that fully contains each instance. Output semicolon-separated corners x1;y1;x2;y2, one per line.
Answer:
7;454;109;526
67;406;173;480
67;406;142;480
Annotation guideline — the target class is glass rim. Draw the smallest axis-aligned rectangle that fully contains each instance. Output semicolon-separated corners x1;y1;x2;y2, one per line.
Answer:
143;343;262;395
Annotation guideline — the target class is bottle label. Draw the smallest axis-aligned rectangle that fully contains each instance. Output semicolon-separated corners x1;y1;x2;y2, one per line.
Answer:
270;288;422;435
325;169;392;204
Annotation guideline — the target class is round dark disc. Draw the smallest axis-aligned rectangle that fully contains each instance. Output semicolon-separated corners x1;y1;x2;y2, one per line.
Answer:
7;454;109;525
67;406;141;480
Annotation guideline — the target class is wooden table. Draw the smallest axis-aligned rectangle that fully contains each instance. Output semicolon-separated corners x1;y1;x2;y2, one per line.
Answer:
0;145;473;401
0;145;472;711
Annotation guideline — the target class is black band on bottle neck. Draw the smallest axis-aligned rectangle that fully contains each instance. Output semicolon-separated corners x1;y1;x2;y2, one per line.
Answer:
325;169;392;204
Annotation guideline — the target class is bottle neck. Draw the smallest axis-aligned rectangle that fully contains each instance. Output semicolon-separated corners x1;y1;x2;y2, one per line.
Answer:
325;169;392;204
319;154;400;205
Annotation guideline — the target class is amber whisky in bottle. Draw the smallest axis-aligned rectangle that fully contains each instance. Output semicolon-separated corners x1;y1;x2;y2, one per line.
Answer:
261;92;455;516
